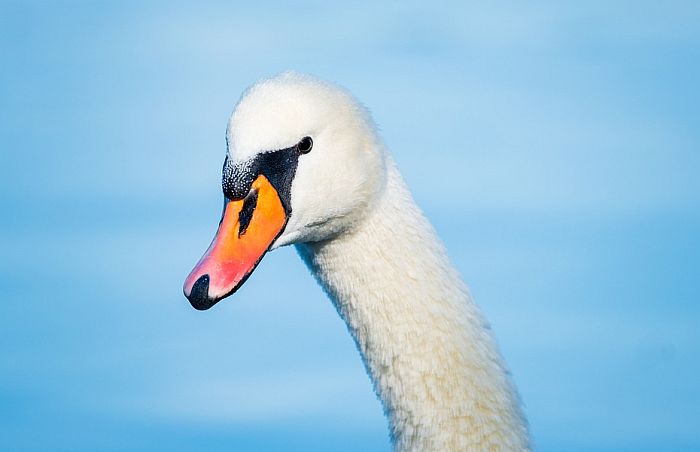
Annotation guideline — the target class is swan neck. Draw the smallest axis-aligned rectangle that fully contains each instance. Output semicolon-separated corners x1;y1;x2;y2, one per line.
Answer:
297;162;529;451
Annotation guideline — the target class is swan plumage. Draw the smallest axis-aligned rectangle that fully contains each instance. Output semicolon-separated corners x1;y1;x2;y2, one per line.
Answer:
184;72;530;451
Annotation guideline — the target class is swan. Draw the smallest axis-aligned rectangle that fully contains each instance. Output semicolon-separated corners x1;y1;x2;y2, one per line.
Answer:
183;72;530;451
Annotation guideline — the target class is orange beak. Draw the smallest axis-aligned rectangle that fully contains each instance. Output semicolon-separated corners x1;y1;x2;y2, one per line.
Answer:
183;174;288;310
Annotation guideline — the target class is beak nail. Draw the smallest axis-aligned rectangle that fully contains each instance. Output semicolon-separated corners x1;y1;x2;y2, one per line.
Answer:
186;274;214;310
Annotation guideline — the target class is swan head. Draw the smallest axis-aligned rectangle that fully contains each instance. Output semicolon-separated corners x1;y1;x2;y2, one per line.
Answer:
184;73;386;310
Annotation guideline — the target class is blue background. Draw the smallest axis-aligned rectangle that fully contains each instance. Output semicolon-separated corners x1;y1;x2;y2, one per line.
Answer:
1;1;699;451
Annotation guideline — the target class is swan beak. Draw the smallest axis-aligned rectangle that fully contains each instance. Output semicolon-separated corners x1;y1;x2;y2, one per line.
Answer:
183;174;287;310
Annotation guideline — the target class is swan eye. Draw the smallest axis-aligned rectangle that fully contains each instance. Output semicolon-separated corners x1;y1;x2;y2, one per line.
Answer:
297;136;313;154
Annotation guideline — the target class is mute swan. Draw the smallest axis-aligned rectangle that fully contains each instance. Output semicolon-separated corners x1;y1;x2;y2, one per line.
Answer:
184;73;530;451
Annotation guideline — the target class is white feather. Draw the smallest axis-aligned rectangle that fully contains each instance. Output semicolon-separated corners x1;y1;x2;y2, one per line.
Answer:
227;72;530;451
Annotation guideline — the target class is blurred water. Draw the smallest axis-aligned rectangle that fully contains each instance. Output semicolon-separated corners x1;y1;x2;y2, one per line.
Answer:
1;1;699;451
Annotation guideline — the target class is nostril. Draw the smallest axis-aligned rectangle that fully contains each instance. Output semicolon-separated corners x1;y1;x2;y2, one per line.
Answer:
187;274;214;310
238;188;259;237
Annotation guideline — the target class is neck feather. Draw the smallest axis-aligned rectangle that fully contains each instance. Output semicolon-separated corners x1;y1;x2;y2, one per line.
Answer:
297;161;529;451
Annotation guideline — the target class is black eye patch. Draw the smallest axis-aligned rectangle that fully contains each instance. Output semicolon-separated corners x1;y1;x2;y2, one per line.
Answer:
221;144;301;215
